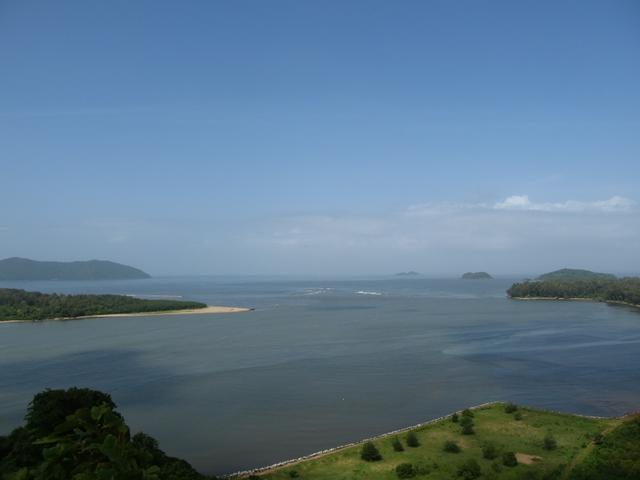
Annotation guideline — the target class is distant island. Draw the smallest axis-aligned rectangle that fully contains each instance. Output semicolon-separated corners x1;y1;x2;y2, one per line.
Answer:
461;271;493;280
395;271;420;276
0;288;214;321
0;257;151;281
536;268;616;281
507;275;640;308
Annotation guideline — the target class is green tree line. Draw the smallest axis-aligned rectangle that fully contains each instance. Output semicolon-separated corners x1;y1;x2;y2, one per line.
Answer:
0;289;207;321
507;278;640;307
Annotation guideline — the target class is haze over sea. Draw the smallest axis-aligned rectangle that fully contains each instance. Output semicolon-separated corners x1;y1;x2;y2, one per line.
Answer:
1;276;638;475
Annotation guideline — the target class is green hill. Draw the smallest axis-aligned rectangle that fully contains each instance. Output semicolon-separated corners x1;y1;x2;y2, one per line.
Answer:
461;272;493;280
0;257;150;281
537;268;615;281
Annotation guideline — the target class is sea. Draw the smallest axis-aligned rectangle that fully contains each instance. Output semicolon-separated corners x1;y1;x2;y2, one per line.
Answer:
1;276;639;475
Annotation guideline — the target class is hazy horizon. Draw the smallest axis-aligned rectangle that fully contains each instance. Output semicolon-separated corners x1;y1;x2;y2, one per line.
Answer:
2;1;638;276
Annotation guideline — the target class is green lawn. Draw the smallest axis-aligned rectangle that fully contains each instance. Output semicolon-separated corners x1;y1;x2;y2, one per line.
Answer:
249;404;620;480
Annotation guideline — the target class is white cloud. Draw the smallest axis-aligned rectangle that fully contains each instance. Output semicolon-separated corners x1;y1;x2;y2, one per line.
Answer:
493;195;635;212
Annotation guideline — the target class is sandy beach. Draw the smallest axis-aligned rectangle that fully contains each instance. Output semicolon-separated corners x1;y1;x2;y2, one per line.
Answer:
0;305;253;324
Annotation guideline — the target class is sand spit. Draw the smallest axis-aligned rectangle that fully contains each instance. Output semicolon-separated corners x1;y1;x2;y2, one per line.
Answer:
1;305;253;324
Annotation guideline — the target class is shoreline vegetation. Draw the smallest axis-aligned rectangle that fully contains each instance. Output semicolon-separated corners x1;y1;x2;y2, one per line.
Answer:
0;289;251;322
235;403;637;480
1;391;638;480
506;276;640;309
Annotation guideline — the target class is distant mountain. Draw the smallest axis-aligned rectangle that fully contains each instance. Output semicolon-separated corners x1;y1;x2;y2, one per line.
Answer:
395;271;420;276
461;271;493;280
536;268;616;281
0;258;151;281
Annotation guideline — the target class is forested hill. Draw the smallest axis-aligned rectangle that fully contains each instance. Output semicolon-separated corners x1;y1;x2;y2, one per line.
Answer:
462;272;493;279
536;268;616;281
507;277;640;307
0;257;150;280
0;289;206;321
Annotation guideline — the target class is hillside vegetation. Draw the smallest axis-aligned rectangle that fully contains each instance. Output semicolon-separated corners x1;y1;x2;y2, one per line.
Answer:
0;289;206;321
507;278;640;307
0;388;215;480
253;404;636;480
461;272;493;280
536;269;616;281
0;257;150;281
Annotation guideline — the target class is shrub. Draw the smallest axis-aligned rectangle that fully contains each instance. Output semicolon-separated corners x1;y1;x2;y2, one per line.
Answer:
395;462;415;478
360;441;382;461
505;403;518;414
502;451;518;467
444;440;461;453
406;431;420;448
392;436;404;452
461;423;475;435
460;416;473;427
544;432;557;450
414;462;432;475
457;459;482;480
451;412;459;423
288;470;299;478
482;443;499;460
514;412;523;421
462;408;474;418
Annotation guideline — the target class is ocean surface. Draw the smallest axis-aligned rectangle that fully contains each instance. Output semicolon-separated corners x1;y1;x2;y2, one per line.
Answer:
1;276;639;474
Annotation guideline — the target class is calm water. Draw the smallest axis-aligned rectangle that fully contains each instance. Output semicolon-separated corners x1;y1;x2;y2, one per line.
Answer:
1;276;639;474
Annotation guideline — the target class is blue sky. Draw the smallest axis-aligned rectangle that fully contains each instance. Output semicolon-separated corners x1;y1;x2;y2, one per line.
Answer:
1;1;639;275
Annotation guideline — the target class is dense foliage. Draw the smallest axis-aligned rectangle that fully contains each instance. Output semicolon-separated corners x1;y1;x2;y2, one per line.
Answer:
0;289;207;321
0;388;213;480
0;257;150;280
461;272;492;280
536;268;616;281
507;277;640;307
360;441;382;462
405;432;420;448
570;416;640;480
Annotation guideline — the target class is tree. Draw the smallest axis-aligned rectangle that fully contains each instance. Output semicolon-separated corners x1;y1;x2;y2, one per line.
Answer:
443;441;461;453
360;441;382;462
26;388;117;438
395;463;415;479
482;443;498;460
391;437;404;452
544;433;557;451
457;459;482;480
502;451;518;467
451;413;459;423
406;432;420;448
504;403;518;414
31;403;160;480
462;409;474;418
460;416;474;435
514;412;523;421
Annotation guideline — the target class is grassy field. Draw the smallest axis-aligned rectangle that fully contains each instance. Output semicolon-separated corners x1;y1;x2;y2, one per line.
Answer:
249;404;621;480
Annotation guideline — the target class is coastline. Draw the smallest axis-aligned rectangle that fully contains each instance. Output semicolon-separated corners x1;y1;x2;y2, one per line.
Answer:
0;305;253;324
226;402;618;478
509;296;640;309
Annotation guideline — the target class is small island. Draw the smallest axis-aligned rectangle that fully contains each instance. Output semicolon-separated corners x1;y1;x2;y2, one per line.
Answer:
461;272;493;280
0;289;250;322
395;271;420;276
0;257;151;281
